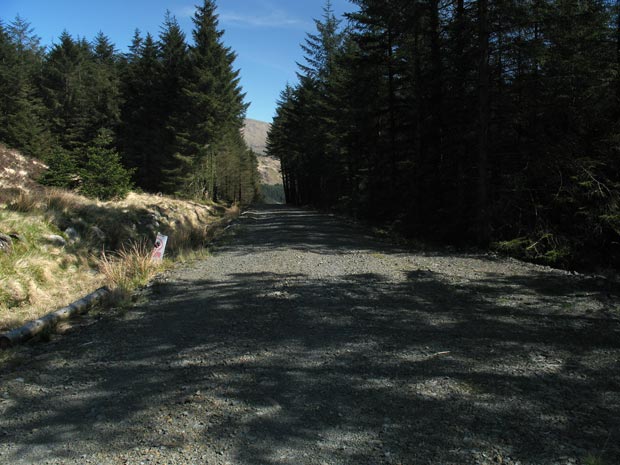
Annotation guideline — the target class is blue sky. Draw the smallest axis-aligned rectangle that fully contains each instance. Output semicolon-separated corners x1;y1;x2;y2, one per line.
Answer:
0;0;353;122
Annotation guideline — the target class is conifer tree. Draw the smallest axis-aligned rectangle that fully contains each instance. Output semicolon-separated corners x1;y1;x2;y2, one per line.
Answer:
168;0;248;200
38;147;78;188
0;17;51;158
298;0;342;82
270;1;344;207
80;130;133;200
0;21;19;146
2;9;258;205
90;32;121;136
267;85;295;203
118;32;164;191
157;12;189;191
41;31;94;151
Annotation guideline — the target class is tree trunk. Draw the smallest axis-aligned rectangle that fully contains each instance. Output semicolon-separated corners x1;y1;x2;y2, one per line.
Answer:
411;9;424;227
477;0;491;244
386;25;398;181
454;0;467;230
0;287;110;348
429;0;443;159
617;0;620;98
423;0;444;228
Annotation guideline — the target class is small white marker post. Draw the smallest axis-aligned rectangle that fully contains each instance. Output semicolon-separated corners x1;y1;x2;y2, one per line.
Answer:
151;233;168;262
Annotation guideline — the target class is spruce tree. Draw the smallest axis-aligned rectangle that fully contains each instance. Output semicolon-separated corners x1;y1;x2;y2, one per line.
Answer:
38;147;78;188
271;0;620;266
0;21;18;146
0;17;51;159
157;12;189;191
90;32;121;136
118;32;164;191
297;1;344;207
267;85;298;203
298;0;342;82
41;31;94;151
167;0;248;200
80;130;133;200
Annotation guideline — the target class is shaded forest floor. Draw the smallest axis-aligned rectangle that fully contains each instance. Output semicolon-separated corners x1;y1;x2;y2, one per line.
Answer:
1;205;619;465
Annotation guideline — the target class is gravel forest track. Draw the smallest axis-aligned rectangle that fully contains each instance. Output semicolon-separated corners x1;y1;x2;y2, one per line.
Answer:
1;205;619;465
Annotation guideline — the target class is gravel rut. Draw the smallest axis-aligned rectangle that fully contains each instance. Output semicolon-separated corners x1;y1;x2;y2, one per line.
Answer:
1;205;619;465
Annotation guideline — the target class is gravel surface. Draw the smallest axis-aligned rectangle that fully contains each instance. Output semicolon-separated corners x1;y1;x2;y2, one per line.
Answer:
1;205;619;465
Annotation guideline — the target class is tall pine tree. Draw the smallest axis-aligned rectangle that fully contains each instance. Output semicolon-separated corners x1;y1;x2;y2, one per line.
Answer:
118;31;165;191
167;0;248;200
0;16;51;158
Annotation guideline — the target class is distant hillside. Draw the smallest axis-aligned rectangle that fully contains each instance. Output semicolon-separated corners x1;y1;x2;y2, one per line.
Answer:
243;119;283;196
243;118;271;155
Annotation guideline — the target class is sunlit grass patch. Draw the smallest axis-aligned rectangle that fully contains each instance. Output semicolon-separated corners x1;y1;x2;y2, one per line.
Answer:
0;207;102;330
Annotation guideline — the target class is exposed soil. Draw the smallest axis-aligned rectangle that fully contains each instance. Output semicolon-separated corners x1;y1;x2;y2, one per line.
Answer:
1;205;619;465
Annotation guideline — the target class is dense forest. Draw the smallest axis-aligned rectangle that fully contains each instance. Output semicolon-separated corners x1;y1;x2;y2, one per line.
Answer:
0;0;259;204
268;0;620;269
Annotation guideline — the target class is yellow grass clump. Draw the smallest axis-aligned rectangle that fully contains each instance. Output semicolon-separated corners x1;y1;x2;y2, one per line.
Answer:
98;240;164;305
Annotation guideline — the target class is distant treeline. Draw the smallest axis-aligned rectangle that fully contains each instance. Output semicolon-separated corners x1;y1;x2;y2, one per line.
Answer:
268;0;620;269
0;0;259;203
261;184;286;204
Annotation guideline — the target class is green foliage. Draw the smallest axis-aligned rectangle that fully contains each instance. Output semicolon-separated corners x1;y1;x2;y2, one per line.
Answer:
90;32;121;134
260;184;285;204
38;148;78;189
118;31;166;191
0;17;52;159
584;454;609;465
79;131;133;200
493;233;572;267
4;80;52;159
269;1;344;208
41;32;95;151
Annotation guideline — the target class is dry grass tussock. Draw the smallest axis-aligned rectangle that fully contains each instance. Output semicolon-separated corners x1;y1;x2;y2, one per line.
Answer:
99;240;163;306
1;186;238;332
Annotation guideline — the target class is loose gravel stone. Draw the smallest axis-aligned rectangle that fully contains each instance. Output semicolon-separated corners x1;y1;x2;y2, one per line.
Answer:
0;205;619;464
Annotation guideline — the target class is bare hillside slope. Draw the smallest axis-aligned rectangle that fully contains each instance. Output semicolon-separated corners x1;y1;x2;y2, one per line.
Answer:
243;119;282;187
242;118;270;155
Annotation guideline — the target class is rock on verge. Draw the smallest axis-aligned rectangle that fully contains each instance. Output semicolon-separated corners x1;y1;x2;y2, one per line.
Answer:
0;233;12;253
64;227;80;244
43;234;67;247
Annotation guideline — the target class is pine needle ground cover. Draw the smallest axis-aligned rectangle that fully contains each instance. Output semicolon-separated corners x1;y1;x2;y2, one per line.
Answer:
0;186;235;333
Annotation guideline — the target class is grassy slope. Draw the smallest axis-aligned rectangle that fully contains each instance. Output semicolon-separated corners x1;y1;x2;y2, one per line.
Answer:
0;206;104;330
0;146;238;332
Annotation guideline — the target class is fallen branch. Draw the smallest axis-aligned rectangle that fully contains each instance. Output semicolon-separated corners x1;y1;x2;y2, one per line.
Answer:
0;287;110;349
426;351;451;359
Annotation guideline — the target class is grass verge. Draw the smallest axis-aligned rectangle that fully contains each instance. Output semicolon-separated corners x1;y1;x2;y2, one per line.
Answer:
0;188;239;333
